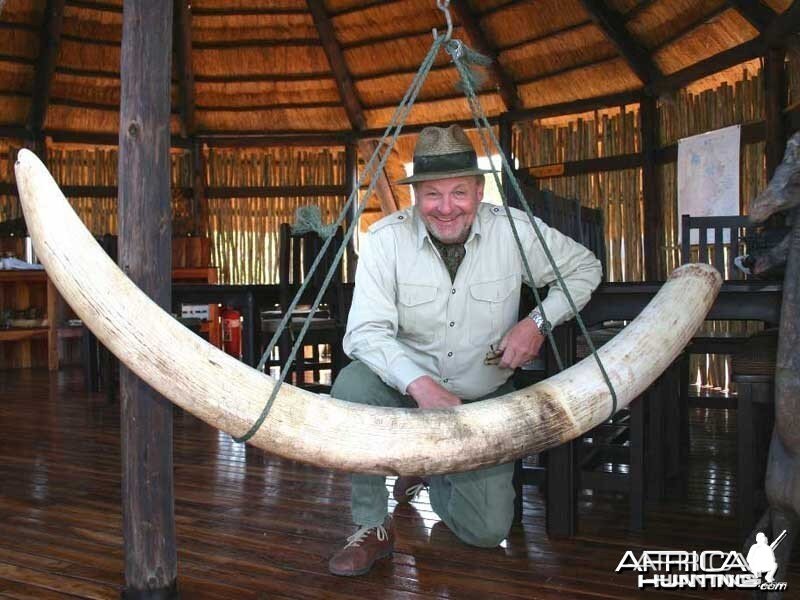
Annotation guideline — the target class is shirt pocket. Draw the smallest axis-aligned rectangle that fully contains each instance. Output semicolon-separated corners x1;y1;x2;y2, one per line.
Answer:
468;274;520;346
397;283;438;344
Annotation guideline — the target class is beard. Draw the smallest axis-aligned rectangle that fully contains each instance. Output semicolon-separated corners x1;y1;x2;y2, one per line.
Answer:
420;214;472;244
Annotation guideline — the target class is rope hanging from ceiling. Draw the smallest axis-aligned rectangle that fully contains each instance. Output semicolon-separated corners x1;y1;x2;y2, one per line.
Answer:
234;0;617;444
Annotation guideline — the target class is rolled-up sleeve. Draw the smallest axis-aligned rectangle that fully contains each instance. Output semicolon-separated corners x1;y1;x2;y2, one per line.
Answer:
343;231;428;394
522;218;603;327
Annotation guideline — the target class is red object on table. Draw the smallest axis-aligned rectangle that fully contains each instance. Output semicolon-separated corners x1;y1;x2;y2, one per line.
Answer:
220;306;242;360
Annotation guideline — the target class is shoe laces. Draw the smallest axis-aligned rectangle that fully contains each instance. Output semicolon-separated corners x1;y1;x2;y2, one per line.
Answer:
404;481;426;499
344;523;387;549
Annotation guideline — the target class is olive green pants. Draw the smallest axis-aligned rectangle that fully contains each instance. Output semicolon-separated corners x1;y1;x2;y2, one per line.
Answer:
331;360;515;548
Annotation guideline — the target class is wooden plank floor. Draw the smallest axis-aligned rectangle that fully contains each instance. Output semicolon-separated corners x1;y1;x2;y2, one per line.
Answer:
0;368;797;599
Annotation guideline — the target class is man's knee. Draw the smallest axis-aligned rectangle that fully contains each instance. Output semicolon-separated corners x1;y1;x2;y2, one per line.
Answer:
331;360;397;408
332;360;372;401
456;510;513;548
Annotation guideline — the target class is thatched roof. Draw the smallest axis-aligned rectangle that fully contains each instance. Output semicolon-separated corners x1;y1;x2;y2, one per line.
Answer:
0;0;796;139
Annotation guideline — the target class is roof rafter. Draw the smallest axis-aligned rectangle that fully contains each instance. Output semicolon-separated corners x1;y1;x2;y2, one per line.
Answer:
762;0;800;43
727;0;778;33
28;0;66;135
174;0;196;137
359;140;399;214
307;0;398;218
65;0;119;13
578;0;661;85
307;0;365;131
451;1;521;111
649;38;760;94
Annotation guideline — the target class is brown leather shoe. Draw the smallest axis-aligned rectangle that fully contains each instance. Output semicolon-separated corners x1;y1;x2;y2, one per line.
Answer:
392;476;427;503
328;516;394;576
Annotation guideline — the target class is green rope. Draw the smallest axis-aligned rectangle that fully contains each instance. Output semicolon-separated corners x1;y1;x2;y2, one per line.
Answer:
291;205;336;239
445;38;619;420
234;34;447;443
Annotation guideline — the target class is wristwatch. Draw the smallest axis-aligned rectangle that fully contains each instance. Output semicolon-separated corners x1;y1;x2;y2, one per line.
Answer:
528;308;551;335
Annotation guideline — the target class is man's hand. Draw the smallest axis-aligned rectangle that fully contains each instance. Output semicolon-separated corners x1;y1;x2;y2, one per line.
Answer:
406;375;462;409
497;318;545;370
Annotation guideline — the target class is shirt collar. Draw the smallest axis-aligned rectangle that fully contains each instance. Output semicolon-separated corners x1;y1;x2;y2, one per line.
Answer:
413;204;483;250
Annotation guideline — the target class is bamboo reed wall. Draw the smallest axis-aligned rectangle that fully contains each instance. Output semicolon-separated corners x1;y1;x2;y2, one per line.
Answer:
789;48;800;109
659;66;767;393
515;105;640;165
658;66;764;146
0;139;20;223
514;63;772;392
514;106;643;283
205;146;347;284
1;142;192;236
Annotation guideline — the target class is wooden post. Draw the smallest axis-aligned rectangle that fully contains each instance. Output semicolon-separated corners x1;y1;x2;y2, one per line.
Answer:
191;141;208;237
641;95;661;280
499;116;523;209
118;1;178;598
765;47;787;179
345;142;358;281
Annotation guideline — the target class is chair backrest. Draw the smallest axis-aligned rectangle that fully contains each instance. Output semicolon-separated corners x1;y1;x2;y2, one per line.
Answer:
524;186;607;279
278;223;346;321
680;214;751;280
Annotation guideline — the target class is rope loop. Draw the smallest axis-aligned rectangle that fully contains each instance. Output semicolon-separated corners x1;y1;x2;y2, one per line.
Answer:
235;1;619;444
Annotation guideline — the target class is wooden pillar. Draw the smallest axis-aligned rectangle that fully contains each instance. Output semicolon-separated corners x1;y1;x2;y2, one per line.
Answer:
499;115;524;209
191;141;207;237
641;95;661;281
345;141;358;281
118;1;178;598
765;47;787;179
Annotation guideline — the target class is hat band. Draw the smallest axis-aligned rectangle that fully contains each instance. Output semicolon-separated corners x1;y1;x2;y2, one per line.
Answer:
413;150;478;176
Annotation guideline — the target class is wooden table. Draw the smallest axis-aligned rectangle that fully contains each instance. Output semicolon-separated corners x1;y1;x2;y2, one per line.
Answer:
544;279;783;537
172;284;259;367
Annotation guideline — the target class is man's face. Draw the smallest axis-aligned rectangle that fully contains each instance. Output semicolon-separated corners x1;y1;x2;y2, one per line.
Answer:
415;175;484;244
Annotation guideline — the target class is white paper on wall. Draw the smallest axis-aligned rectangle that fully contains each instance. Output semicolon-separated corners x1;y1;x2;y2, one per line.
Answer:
677;124;740;244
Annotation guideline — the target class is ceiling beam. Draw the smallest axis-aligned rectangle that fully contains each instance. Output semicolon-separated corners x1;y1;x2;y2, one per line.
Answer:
191;7;308;16
28;0;66;135
762;0;800;43
649;38;761;94
329;0;405;18
578;0;661;85
307;0;403;216
504;90;642;123
174;0;196;136
623;0;657;21
450;1;521;111
307;0;366;131
359;140;399;215
728;0;778;33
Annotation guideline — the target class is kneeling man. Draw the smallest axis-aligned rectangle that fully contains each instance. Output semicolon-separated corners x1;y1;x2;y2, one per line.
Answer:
329;125;602;576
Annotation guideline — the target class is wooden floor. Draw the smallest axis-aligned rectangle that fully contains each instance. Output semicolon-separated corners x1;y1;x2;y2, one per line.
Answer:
0;368;797;599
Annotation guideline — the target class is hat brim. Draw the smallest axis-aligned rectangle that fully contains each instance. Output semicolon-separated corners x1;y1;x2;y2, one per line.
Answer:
396;166;496;185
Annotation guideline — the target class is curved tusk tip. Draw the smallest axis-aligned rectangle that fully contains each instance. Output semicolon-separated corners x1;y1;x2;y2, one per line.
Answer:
16;148;39;167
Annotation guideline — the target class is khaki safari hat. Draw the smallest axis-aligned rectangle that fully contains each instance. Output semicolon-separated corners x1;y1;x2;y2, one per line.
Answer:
396;124;494;184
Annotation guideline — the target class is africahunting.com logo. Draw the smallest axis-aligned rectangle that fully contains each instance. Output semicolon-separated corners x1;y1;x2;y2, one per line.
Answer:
615;530;788;591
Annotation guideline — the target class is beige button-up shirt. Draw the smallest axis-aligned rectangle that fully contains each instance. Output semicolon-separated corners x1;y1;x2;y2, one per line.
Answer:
343;202;602;400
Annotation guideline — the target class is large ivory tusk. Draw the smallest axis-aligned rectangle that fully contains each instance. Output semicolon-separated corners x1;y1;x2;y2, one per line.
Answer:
14;149;721;475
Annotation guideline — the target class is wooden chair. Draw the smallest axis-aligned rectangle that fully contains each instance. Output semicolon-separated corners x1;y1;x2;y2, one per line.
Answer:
677;215;758;469
680;214;753;280
517;186;678;534
261;223;347;393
